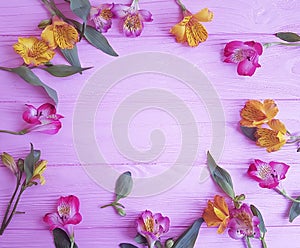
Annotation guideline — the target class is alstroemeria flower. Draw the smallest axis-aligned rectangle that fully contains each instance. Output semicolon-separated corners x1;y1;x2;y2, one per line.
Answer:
203;195;230;234
255;119;288;152
248;159;290;189
0;152;19;176
112;0;152;37
22;103;64;135
43;195;82;238
27;160;47;186
41;16;79;49
240;99;278;127
13;37;55;66
224;41;263;76
170;8;213;47
136;210;170;248
228;204;260;240
90;4;114;33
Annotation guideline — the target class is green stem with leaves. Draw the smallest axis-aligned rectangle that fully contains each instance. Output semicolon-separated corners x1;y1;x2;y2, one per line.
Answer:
275;188;300;203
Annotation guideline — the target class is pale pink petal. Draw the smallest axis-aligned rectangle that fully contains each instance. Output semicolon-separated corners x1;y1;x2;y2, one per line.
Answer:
112;4;129;18
43;213;64;230
28;120;62;134
23;104;40;124
37;103;57;117
138;9;153;22
237;59;257;76
269;161;290;180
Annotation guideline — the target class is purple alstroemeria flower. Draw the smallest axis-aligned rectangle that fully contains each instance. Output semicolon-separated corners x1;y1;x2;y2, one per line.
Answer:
90;4;114;33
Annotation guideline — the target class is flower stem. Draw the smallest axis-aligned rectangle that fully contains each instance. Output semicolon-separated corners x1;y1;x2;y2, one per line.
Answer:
0;129;27;135
0;173;22;235
176;0;187;11
245;236;252;248
0;184;26;235
261;237;268;248
263;42;300;48
0;66;12;72
275;188;300;203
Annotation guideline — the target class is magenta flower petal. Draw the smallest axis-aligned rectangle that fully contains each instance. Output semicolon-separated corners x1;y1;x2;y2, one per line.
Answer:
28;120;62;134
22;104;40;124
136;210;170;247
37;103;57;117
43;212;64;231
90;4;114;33
248;159;290;189
223;40;263;76
138;9;153;22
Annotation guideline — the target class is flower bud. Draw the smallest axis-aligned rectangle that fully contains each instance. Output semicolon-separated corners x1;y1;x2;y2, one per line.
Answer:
165;238;174;248
17;158;24;172
1;152;18;175
115;207;126;217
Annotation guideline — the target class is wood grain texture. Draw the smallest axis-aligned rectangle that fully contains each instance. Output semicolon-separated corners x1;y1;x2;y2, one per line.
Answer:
0;0;300;247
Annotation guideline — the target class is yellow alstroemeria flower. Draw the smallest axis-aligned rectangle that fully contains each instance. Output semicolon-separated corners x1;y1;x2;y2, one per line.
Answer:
202;195;230;234
30;160;47;185
240;99;278;127
170;8;213;47
255;119;288;152
13;37;55;66
41;16;79;49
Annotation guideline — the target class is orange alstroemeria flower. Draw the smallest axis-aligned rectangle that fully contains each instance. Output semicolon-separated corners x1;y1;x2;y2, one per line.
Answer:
255;119;288;152
240;99;278;127
41;16;79;50
203;195;229;234
170;8;213;47
13;37;55;66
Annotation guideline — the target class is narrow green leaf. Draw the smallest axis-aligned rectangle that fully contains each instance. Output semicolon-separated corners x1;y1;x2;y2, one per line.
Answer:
134;234;147;245
60;45;81;68
42;65;92;77
115;171;133;201
207;151;235;199
24;143;35;184
275;32;300;42
53;228;79;248
11;66;58;104
240;126;257;141
84;25;118;56
289;196;300;222
119;244;138;248
250;205;267;235
172;218;204;248
70;0;91;21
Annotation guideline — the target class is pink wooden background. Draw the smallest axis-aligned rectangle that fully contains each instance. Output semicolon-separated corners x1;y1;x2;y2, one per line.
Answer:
1;0;300;247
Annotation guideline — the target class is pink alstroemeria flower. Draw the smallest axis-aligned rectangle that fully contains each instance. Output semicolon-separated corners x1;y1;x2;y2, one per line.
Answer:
90;4;114;33
22;103;63;134
112;0;152;37
136;210;170;248
248;159;290;189
228;204;260;240
224;41;263;76
43;195;82;239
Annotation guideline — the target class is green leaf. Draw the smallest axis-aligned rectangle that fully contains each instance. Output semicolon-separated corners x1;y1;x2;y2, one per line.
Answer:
53;228;79;248
240;126;257;141
24;143;35;184
119;244;138;248
134;234;147;245
275;32;300;42
70;0;91;21
115;171;133;201
60;45;81;68
207;151;235;199
289;196;300;222
11;66;58;105
84;25;118;56
155;241;162;248
250;205;267;235
42;65;92;77
172;218;204;248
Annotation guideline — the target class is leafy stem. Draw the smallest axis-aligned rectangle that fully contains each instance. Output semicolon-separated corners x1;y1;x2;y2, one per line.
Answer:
275;188;300;203
261;236;268;248
263;42;300;48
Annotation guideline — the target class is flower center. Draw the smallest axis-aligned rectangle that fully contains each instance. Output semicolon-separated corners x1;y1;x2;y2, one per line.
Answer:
58;204;70;219
258;163;272;179
101;9;113;20
124;14;142;32
144;217;154;232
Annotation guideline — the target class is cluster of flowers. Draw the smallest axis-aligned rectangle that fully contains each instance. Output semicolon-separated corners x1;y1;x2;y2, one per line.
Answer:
240;99;299;152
